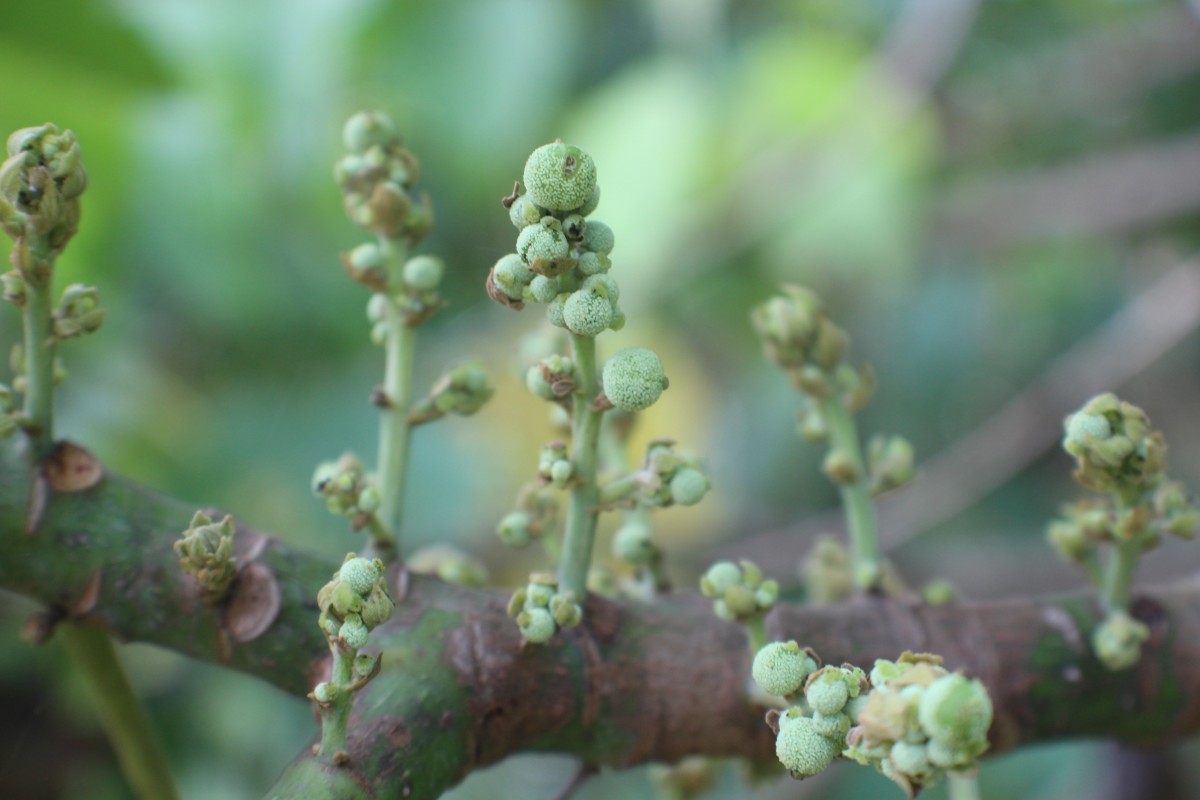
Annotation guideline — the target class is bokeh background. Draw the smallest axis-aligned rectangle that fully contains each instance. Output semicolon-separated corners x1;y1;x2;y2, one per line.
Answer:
2;0;1200;797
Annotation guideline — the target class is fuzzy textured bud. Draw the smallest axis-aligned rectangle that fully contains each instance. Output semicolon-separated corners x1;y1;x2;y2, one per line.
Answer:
752;641;817;697
602;348;668;411
523;142;598;212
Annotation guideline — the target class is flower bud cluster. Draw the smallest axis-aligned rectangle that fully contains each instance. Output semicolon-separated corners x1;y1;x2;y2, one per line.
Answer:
487;142;624;337
173;511;238;605
312;453;381;531
844;653;992;796
1;124;88;269
1062;393;1166;495
525;354;577;402
699;559;778;622
750;286;848;375
407;359;494;424
867;435;915;496
51;283;104;340
495;483;560;549
765;657;866;778
506;573;582;644
536;440;574;488
316;554;395;652
625;440;711;509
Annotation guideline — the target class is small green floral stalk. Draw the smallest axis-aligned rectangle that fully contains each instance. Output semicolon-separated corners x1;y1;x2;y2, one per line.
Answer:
320;111;492;563
2;124;174;799
1051;393;1197;670
312;554;396;764
751;286;913;593
488;142;708;638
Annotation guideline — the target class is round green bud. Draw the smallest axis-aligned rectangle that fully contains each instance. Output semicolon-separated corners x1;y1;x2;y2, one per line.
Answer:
312;682;337;704
806;669;851;716
526;365;555;400
519;607;557;643
775;715;841;777
613;520;655;565
339;615;369;650
576;185;601;217
493;253;534;300
1064;410;1111;450
403;255;443;291
357;485;381;513
562;289;613;336
509;194;544;229
497;511;534;549
562;214;586;239
602;348;668;411
917;673;993;750
546;293;568;328
926;737;970;769
581;273;620;306
360;585;396;628
523;142;597;212
701;561;742;597
549;459;573;487
1092;610;1149;671
517;222;570;266
751;641;816;697
343;111;400;154
349;242;385;273
529;275;560;304
577;251;610;276
810;712;850;740
339;557;383;596
581;220;614;254
526;582;555;608
669;467;709;507
889;741;932;780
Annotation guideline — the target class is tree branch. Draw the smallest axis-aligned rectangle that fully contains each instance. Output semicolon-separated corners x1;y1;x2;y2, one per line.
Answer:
3;440;1200;799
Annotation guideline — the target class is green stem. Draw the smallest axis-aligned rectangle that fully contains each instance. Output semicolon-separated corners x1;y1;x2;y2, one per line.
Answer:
558;334;604;598
20;237;56;459
59;624;179;800
373;237;414;563
745;614;767;655
947;772;982;800
1102;538;1140;614
818;394;880;592
597;473;639;506
318;649;355;759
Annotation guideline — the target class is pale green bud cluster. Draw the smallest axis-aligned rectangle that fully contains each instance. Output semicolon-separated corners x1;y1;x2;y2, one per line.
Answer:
408;359;494;424
173;511;238;606
51;283;105;340
1053;394;1196;670
312;453;381;530
843;653;992;796
601;348;668;412
525;354;576;402
612;518;656;565
766;658;867;778
536;440;574;488
488;142;623;337
1062;393;1165;494
750;286;847;375
1;124;87;268
335;111;431;247
316;554;395;652
495;483;560;550
506;573;582;644
699;559;777;622
406;544;489;588
623;440;711;509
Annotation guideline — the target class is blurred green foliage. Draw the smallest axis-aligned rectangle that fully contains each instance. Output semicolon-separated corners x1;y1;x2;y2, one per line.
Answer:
2;0;1199;797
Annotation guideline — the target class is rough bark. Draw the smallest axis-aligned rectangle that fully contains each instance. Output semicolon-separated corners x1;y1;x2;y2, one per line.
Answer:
3;439;1199;799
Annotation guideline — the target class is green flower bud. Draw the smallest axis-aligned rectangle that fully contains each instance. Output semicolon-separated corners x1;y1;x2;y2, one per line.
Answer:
917;673;993;751
888;740;934;783
339;556;384;595
517;218;570;267
492;253;534;300
700;561;742;598
529;275;560;304
775;715;841;777
806;668;851;716
523;142;597;212
549;459;573;487
339;615;369;650
353;653;380;682
497;511;535;548
751;286;822;369
868;435;915;495
822;449;860;484
174;511;238;605
359;583;396;628
427;359;494;417
509;194;544;229
1062;393;1165;492
581;219;614;254
312;682;337;704
562;214;586;240
926;737;970;769
518;607;557;643
546;293;568;328
613;520;656;565
331;581;363;617
752;641;817;697
549;592;582;628
668;466;709;506
602;348;668;412
562;288;614;336
810;712;851;740
1092;610;1149;671
343;111;400;154
403;255;443;291
577;251;610;276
